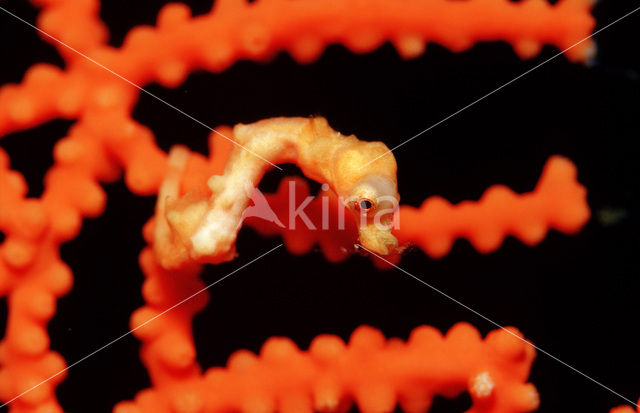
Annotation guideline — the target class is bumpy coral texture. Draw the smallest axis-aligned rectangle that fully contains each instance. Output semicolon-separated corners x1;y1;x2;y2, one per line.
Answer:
0;0;601;412
247;155;589;265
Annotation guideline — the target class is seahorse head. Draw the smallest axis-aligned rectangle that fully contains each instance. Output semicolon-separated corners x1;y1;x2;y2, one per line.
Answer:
332;139;400;255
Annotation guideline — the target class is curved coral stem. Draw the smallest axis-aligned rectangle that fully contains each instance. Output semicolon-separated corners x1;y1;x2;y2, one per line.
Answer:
116;323;539;413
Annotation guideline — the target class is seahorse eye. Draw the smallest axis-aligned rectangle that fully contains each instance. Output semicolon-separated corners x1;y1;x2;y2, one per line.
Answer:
356;198;374;212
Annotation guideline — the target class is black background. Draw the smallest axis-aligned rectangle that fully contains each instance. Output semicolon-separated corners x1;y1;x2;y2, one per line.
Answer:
1;0;639;412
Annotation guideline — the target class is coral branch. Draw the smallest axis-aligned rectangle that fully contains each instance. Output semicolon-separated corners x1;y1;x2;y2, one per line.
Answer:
395;155;590;258
115;323;539;413
244;155;590;262
34;0;108;55
130;244;206;407
611;404;640;413
0;144;100;412
0;0;596;138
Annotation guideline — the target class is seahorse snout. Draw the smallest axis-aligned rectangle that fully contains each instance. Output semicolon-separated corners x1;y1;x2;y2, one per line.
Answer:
358;223;398;255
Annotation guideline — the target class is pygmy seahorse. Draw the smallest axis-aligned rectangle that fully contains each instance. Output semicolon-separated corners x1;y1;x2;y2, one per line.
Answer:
154;116;400;268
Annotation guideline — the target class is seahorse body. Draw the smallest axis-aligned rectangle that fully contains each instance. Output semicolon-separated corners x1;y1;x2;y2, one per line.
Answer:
155;117;399;268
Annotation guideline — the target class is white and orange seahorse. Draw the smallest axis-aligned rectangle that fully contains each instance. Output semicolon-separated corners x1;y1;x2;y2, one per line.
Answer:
154;116;400;268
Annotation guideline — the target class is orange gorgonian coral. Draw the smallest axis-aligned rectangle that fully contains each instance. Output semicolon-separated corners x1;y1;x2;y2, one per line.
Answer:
0;0;618;412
